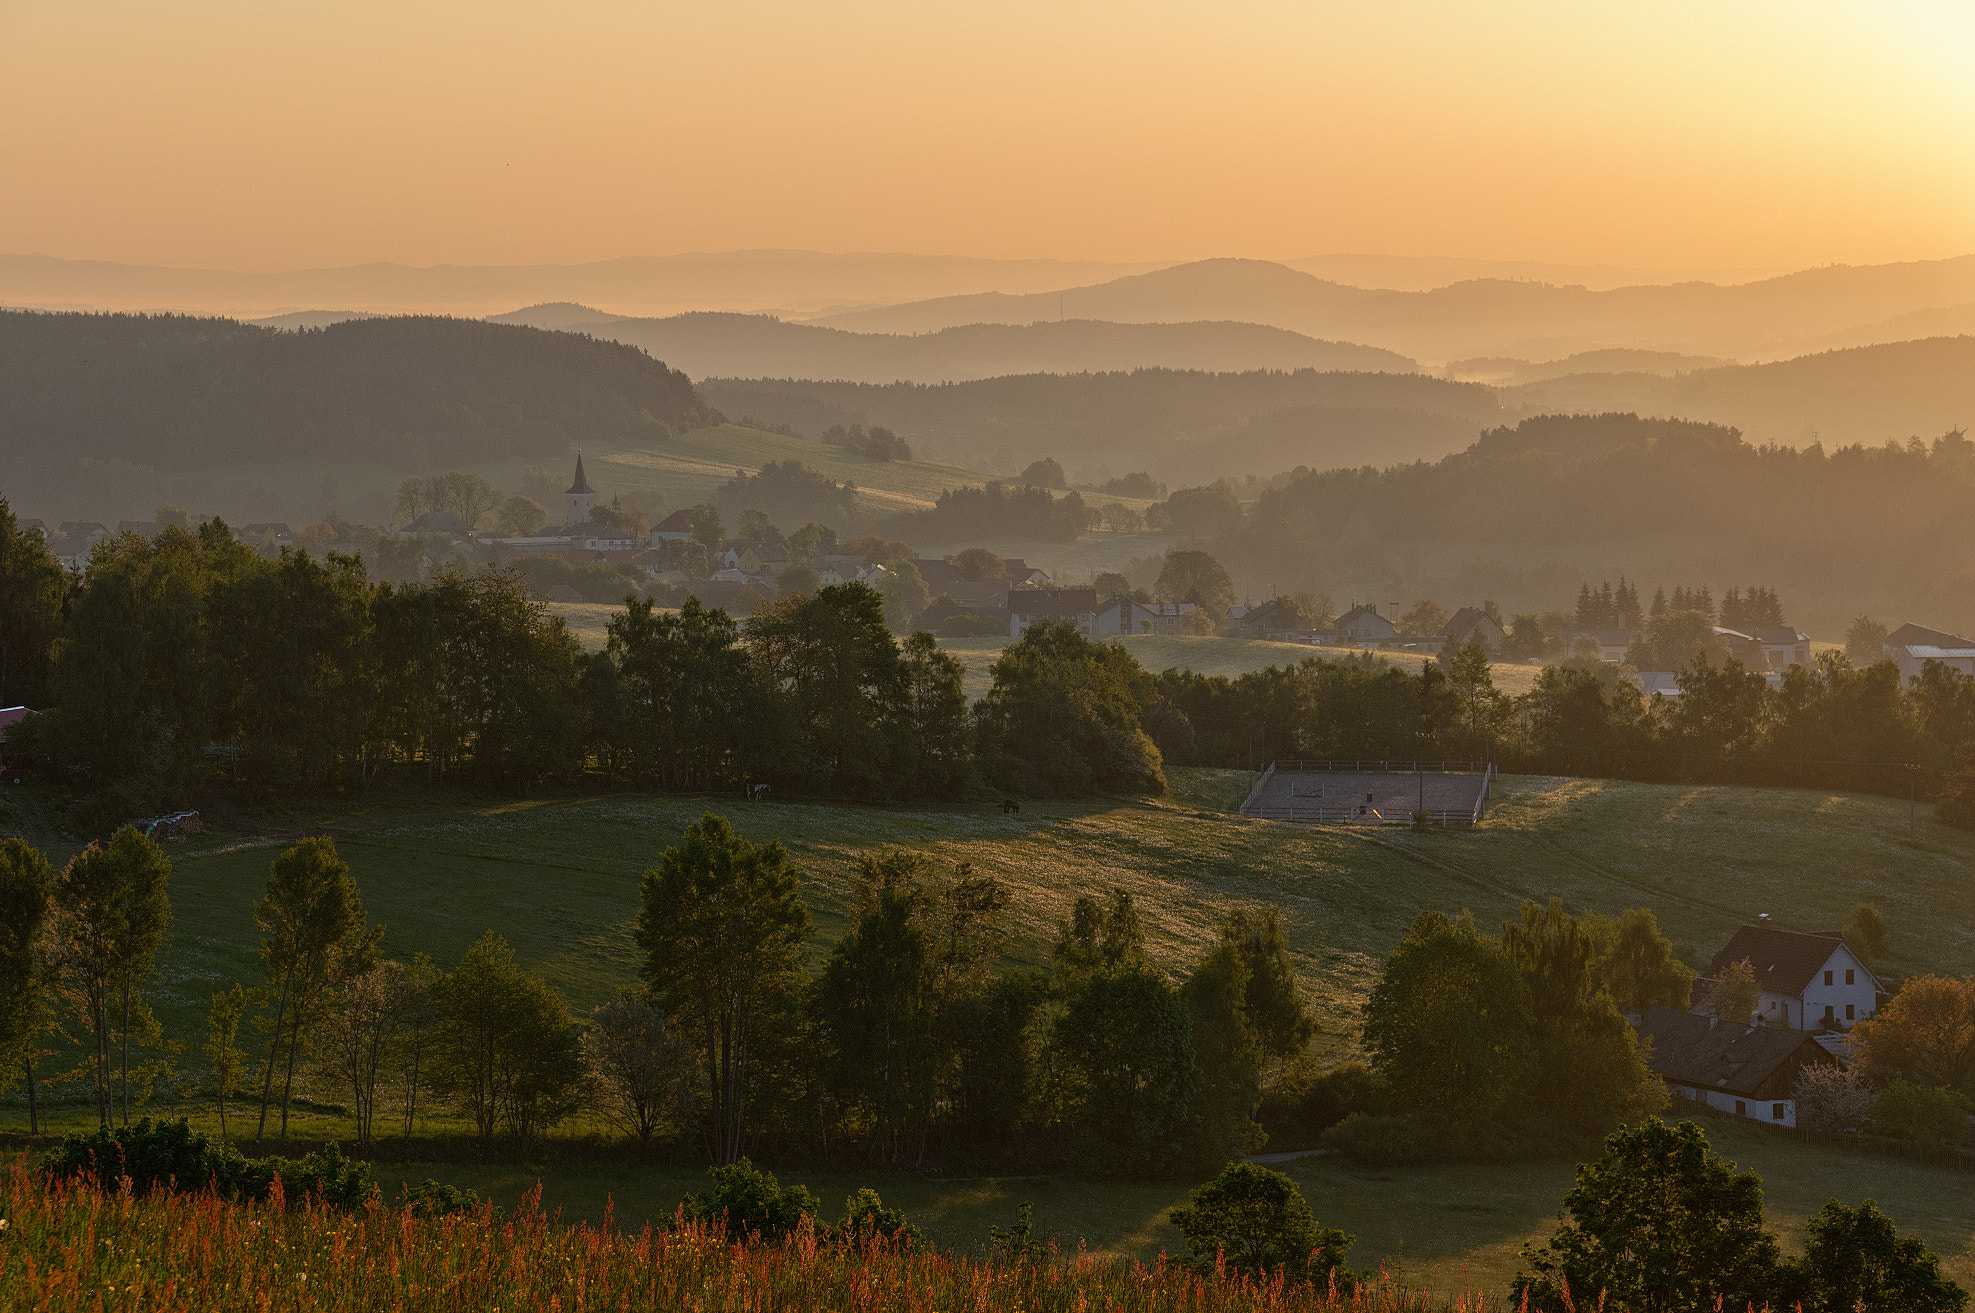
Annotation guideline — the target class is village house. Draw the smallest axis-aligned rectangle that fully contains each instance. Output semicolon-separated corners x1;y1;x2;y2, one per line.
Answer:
1442;607;1506;651
1334;604;1396;646
1009;587;1101;636
59;521;108;541
810;554;867;587
1561;628;1636;662
47;537;95;571
717;539;790;574
1882;621;1975;682
999;558;1051;586
1632;1005;1842;1127
649;509;696;545
1093;597;1197;635
239;522;294;546
1698;917;1882;1035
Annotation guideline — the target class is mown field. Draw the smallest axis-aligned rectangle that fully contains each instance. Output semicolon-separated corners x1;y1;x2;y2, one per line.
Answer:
4;770;1971;1291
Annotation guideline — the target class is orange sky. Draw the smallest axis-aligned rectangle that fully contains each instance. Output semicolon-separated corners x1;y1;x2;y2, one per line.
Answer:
2;0;1972;272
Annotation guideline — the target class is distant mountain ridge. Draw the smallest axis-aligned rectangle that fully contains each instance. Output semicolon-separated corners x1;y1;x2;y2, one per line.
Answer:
811;255;1975;363
0;250;1158;320
487;306;1416;382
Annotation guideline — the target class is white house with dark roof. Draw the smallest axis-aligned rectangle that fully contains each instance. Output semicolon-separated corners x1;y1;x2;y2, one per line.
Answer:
1882;622;1975;682
1008;587;1100;636
650;509;696;545
1633;1006;1842;1127
1698;918;1881;1034
1442;607;1506;651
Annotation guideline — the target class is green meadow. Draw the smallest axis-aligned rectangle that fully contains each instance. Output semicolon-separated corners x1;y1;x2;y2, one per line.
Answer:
5;768;1972;1291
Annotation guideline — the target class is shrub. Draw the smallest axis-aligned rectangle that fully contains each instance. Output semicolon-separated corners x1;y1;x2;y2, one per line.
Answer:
1166;1161;1354;1287
399;1178;486;1218
1872;1079;1970;1144
1258;1060;1374;1150
43;1118;379;1210
834;1188;924;1250
1785;1198;1969;1313
1794;1065;1876;1132
674;1158;819;1242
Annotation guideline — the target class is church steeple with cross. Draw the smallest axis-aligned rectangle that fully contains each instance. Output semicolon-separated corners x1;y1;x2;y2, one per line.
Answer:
564;453;596;527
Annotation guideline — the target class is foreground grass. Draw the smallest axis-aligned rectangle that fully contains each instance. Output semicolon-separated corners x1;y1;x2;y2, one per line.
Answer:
0;1158;1452;1313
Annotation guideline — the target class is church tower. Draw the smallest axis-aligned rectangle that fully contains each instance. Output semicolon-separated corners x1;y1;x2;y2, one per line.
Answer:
564;453;596;527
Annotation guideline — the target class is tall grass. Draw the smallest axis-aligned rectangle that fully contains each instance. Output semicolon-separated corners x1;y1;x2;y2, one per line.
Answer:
0;1156;1489;1312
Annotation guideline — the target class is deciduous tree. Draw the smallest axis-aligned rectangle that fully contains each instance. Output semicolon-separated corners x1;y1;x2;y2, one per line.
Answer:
638;813;811;1164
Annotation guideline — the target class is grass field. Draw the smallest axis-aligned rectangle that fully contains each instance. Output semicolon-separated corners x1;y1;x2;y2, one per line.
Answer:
5;770;1971;1290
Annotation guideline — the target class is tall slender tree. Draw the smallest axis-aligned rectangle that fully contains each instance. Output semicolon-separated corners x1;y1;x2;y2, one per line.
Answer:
253;837;378;1143
0;839;55;1128
637;813;811;1164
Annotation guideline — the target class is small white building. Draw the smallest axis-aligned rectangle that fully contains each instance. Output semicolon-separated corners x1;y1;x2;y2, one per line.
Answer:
1092;598;1196;636
1883;622;1975;682
650;510;696;545
1008;587;1100;637
1699;919;1881;1033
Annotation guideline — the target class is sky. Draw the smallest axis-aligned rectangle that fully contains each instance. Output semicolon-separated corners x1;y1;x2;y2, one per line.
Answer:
3;0;1973;273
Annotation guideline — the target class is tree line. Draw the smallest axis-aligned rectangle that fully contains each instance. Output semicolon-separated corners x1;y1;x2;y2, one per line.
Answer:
1153;639;1975;809
0;815;1331;1182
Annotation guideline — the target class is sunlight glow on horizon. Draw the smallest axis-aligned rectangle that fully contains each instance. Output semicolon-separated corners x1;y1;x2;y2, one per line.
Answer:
1;0;1971;272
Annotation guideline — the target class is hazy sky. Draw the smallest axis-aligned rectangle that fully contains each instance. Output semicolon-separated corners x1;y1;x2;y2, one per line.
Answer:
3;0;1972;272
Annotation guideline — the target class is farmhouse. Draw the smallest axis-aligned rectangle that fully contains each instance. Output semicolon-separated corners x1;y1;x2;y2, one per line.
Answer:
1008;587;1100;637
1632;1006;1841;1127
1334;604;1395;645
1093;598;1197;635
1442;607;1505;651
1699;918;1881;1033
1562;628;1635;662
649;509;696;545
1882;621;1975;682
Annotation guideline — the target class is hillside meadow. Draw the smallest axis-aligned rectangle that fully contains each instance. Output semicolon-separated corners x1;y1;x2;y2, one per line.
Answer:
4;770;1974;1291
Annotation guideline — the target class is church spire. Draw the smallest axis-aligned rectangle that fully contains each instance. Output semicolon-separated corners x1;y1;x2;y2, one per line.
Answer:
566;453;593;495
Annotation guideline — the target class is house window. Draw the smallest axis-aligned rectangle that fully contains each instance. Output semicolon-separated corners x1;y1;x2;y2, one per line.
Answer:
1735;1100;1747;1116
1846;1004;1855;1020
1772;1103;1785;1120
1845;970;1854;985
1824;970;1833;986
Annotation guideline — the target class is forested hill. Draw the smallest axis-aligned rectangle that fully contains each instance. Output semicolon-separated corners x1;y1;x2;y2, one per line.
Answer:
0;310;711;474
699;368;1502;477
488;307;1418;382
1208;412;1975;636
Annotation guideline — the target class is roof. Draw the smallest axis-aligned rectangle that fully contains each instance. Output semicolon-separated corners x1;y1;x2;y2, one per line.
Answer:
1745;627;1807;645
567;454;594;496
652;509;695;532
1562;628;1636;643
0;707;32;734
1902;645;1975;660
1009;587;1099;616
1442;607;1502;640
1632;1006;1838;1098
411;509;472;535
1635;671;1684;697
1704;924;1858;999
1886;622;1974;649
811;554;864;574
943;580;1009;607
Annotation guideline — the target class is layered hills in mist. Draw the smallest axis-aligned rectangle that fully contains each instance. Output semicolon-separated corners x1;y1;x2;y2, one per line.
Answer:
485;305;1416;383
814;255;1975;364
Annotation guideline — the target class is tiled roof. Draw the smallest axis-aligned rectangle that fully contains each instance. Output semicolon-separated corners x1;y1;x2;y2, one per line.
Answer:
1704;924;1848;998
1009;587;1099;616
1633;1006;1837;1098
1886;622;1973;649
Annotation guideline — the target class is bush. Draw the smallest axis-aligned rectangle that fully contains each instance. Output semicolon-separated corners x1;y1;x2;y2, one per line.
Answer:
1794;1065;1876;1132
43;1118;378;1210
1166;1161;1354;1286
1257;1060;1374;1150
674;1158;820;1241
1786;1198;1968;1313
1872;1079;1970;1144
835;1188;924;1250
398;1177;486;1218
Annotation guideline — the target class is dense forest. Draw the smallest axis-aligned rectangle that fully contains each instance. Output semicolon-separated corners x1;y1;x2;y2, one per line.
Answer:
697;368;1500;471
1182;413;1975;635
0;310;710;505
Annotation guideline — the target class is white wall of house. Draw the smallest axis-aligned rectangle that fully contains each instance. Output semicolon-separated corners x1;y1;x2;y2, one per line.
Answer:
1669;1085;1796;1127
1800;943;1878;1030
